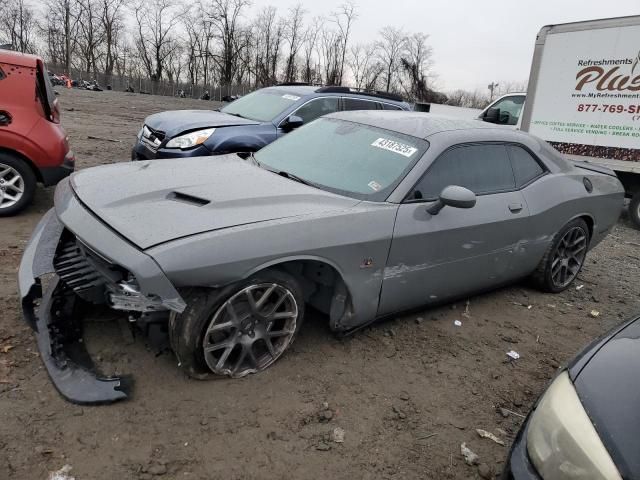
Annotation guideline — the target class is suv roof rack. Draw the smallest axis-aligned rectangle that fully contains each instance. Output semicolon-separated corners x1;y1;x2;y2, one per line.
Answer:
276;82;315;87
315;86;405;103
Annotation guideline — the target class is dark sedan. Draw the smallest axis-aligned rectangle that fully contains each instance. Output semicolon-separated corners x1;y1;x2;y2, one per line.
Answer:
131;85;411;160
504;316;640;480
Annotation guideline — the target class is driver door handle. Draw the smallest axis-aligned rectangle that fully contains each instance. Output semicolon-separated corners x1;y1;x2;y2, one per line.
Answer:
508;202;523;213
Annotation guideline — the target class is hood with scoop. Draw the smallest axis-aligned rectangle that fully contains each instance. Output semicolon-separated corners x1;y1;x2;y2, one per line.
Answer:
69;155;359;249
144;110;259;139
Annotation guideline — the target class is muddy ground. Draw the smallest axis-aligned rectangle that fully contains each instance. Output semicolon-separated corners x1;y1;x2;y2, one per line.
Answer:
1;89;640;479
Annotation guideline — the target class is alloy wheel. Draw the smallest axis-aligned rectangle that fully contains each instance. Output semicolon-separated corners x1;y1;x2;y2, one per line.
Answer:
0;163;24;210
202;283;298;377
551;226;588;288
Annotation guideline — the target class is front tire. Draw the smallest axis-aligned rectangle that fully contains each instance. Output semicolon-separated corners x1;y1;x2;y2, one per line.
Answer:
629;192;640;229
169;270;304;379
531;218;590;293
0;154;36;217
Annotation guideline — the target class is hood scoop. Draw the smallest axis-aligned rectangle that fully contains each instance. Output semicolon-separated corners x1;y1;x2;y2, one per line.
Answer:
168;191;210;206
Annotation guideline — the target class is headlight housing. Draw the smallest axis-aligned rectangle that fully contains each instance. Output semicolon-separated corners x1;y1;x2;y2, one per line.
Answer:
526;371;622;480
165;128;216;149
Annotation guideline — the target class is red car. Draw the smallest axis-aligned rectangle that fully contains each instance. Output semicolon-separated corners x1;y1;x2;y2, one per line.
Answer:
0;50;74;216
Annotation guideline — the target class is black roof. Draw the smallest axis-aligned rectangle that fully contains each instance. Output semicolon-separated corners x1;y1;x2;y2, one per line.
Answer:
270;83;406;103
315;86;405;103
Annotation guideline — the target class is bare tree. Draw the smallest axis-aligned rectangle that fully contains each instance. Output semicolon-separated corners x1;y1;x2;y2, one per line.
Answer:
446;88;489;108
44;0;80;72
253;6;284;87
76;0;104;76
399;32;436;101
100;0;125;82
283;4;305;83
330;1;357;85
495;80;528;96
0;0;38;53
208;0;250;87
301;17;321;84
133;0;183;82
320;27;341;85
348;43;382;90
376;26;407;93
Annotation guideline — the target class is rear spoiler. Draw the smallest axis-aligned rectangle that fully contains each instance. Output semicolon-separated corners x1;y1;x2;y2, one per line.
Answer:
569;159;617;177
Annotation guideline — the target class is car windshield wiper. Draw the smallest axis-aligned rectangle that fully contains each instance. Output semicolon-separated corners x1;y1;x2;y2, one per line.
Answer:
227;112;247;119
276;170;316;188
245;151;261;167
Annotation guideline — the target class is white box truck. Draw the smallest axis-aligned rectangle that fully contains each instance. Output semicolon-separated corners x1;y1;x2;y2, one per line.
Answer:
478;15;640;225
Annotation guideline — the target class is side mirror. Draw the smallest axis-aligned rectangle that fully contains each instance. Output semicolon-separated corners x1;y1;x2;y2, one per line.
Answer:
427;185;476;215
482;107;500;123
281;115;304;131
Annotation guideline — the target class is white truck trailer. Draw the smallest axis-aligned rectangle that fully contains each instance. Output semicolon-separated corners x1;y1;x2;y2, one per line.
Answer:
477;15;640;225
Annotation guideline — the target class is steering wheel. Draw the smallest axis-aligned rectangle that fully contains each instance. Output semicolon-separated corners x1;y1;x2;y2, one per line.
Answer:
499;110;512;124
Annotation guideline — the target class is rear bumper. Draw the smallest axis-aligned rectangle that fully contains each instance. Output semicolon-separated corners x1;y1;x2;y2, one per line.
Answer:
40;151;75;186
18;179;186;404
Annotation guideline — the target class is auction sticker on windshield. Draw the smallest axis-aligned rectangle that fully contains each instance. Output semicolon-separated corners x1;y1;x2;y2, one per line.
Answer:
371;138;417;158
282;94;301;101
368;180;382;191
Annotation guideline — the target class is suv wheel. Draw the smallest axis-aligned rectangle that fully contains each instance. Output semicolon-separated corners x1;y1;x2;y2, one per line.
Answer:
0;154;36;216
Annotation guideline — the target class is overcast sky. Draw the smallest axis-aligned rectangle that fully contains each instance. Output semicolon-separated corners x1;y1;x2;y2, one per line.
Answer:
249;0;640;93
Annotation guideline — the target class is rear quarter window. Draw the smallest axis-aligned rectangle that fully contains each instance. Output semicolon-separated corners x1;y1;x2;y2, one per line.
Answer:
343;97;378;111
507;145;545;188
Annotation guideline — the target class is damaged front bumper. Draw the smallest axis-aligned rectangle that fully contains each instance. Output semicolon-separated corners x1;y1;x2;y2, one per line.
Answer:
18;179;186;404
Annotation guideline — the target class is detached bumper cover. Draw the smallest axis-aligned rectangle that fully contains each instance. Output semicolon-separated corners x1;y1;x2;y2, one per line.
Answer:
18;179;186;404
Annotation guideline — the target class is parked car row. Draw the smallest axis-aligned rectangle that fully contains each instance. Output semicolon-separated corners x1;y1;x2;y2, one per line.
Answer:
4;29;637;480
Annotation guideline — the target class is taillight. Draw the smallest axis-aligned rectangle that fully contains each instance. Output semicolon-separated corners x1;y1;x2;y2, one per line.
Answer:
51;98;61;124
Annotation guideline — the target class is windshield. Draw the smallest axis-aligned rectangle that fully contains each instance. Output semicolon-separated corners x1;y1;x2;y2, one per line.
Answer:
221;88;301;122
254;118;428;201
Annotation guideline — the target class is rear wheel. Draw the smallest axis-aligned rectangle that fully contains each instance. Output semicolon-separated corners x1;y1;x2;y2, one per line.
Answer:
629;192;640;229
0;154;36;217
169;270;304;379
531;218;590;293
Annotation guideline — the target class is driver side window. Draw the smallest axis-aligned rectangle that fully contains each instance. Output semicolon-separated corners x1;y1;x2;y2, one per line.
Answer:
291;97;339;125
488;95;525;125
409;144;515;201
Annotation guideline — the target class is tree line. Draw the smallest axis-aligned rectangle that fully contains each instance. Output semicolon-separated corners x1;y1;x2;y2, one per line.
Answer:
0;0;524;106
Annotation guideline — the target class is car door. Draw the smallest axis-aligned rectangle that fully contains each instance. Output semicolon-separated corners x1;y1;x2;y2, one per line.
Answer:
378;143;530;316
277;97;340;138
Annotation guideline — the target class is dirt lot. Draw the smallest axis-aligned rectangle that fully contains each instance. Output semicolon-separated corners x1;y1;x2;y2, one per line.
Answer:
1;89;640;480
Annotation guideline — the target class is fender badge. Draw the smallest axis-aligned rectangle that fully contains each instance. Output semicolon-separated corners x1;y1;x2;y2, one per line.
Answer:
360;258;374;269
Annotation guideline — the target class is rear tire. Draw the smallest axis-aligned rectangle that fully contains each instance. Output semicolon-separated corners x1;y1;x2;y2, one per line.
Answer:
0;153;36;217
531;218;590;293
629;192;640;229
169;270;304;379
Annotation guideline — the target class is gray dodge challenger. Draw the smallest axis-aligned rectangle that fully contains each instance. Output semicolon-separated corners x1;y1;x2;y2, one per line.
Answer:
19;111;624;403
